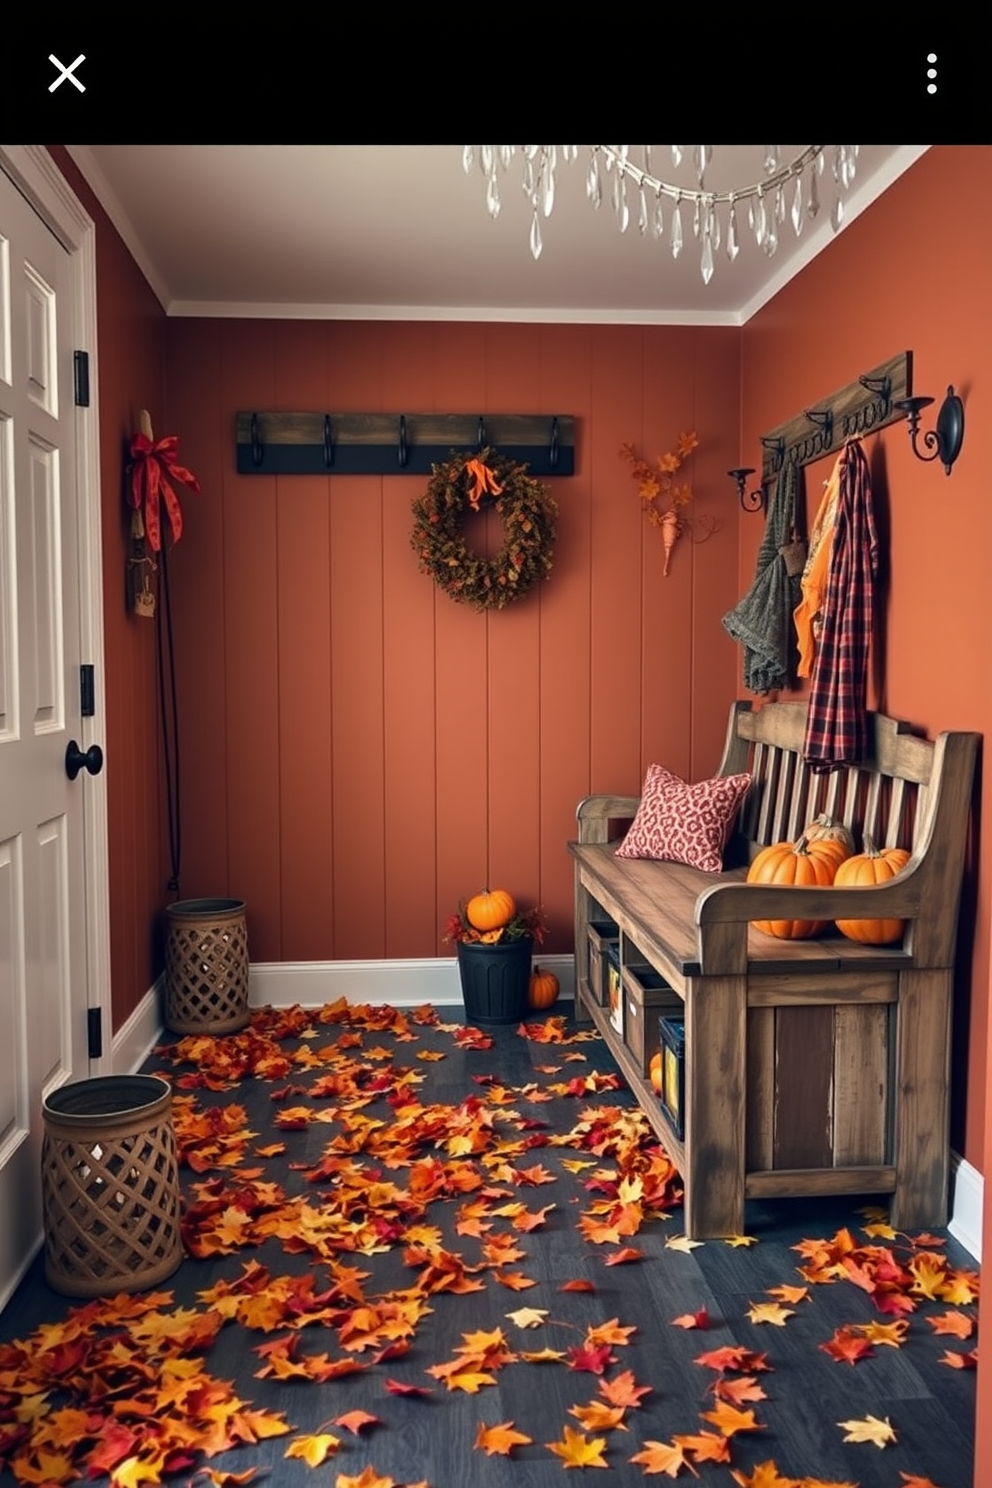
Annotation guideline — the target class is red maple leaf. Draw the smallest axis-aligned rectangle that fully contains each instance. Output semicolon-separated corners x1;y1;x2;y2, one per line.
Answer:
819;1327;874;1365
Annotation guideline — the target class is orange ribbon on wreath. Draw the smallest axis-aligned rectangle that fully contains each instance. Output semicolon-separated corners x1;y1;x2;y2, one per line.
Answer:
463;457;504;511
129;431;201;551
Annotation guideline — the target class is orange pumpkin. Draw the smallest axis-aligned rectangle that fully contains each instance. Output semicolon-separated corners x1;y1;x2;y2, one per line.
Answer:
833;835;911;944
803;812;856;859
528;965;560;1010
649;1050;663;1094
747;833;840;938
466;888;516;932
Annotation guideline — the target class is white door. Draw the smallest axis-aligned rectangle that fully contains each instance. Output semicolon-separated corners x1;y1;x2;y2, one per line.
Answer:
0;164;96;1307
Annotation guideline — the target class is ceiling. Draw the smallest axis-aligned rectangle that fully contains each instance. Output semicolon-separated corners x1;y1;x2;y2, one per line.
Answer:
67;145;926;326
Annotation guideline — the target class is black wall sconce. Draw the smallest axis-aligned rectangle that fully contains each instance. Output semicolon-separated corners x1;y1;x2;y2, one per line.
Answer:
893;385;964;475
728;467;765;513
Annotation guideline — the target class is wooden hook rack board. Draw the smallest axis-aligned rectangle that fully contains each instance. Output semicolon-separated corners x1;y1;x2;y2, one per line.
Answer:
759;351;911;487
235;412;575;478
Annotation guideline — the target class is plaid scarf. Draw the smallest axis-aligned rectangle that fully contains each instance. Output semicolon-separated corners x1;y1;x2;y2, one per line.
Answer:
802;441;878;771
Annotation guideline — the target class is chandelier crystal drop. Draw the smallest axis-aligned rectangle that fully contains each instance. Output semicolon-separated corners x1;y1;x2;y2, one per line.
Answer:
462;145;859;286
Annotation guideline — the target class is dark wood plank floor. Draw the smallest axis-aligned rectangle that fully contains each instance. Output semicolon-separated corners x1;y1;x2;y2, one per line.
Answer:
1;1003;978;1488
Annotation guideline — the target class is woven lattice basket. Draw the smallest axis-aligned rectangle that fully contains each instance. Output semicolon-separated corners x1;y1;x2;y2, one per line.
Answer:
165;897;250;1034
41;1075;183;1298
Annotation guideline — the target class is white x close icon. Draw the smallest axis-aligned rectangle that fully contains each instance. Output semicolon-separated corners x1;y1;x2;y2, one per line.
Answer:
49;54;86;93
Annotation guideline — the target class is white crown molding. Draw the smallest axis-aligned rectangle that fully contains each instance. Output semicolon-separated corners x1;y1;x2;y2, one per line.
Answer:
63;144;172;312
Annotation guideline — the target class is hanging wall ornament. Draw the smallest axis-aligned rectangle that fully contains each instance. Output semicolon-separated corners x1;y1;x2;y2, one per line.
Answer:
411;448;557;611
126;411;201;619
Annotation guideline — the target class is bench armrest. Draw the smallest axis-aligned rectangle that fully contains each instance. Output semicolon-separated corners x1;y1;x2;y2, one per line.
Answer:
694;865;923;974
576;794;640;845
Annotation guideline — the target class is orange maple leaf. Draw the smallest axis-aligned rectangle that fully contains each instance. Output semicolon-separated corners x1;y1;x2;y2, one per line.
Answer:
546;1425;609;1468
569;1401;627;1432
474;1420;533;1456
628;1439;690;1476
333;1410;380;1435
926;1309;974;1339
672;1307;710;1329
603;1246;644;1266
672;1429;731;1464
729;1461;801;1488
938;1348;978;1369
820;1327;875;1365
701;1400;765;1437
598;1369;652;1408
713;1375;768;1406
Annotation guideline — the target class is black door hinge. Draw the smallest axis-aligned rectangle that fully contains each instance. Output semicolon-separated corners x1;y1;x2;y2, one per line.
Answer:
87;1007;103;1060
73;350;90;407
80;664;95;717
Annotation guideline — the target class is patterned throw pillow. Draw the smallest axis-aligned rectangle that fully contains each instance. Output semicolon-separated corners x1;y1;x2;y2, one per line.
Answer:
615;766;751;872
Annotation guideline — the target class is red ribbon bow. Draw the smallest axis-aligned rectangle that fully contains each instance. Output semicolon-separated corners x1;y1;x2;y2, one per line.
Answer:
129;432;201;551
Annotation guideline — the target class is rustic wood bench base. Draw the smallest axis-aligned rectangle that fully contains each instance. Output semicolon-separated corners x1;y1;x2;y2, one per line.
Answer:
570;702;977;1239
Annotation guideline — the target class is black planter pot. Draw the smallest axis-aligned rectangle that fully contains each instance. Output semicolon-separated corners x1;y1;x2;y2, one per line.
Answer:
456;935;533;1024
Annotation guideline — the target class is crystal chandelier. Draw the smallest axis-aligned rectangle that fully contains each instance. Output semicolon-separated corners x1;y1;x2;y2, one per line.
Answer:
462;146;860;286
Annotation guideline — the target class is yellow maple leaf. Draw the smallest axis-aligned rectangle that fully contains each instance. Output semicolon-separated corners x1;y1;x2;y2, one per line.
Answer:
107;1457;163;1488
628;1439;687;1475
284;1433;340;1467
862;1220;898;1239
520;1346;567;1363
666;1234;704;1252
837;1413;897;1448
746;1301;794;1326
474;1420;533;1456
857;1319;909;1347
506;1306;549;1329
724;1234;759;1247
546;1425;609;1468
441;1368;497;1393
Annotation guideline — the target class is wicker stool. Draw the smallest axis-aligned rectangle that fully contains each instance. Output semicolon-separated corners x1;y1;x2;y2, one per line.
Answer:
41;1075;184;1298
165;897;250;1034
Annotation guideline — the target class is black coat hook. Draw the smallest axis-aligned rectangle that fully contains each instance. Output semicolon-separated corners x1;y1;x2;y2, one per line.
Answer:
398;415;408;468
250;413;263;467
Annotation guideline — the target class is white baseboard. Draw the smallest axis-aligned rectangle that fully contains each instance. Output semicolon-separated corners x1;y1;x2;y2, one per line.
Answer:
247;953;577;1010
110;973;164;1074
948;1152;982;1261
106;958;981;1262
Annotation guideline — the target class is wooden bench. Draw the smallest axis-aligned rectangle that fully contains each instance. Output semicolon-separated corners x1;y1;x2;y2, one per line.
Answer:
569;701;978;1238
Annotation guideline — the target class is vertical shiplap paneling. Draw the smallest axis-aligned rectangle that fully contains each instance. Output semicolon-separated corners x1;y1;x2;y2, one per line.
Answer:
690;327;745;780
327;323;385;958
166;320;742;959
537;324;593;945
273;323;334;960
430;324;490;944
484;324;544;912
164;320;230;903
589;327;645;795
639;327;697;782
381;321;439;956
220;322;282;959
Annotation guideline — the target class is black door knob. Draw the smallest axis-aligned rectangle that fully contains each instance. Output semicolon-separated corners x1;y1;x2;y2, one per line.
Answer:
65;739;104;781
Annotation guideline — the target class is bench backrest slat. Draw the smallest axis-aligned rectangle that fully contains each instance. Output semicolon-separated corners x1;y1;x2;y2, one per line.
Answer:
724;702;933;858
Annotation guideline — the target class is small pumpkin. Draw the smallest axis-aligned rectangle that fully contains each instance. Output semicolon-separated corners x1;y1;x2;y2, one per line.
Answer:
747;833;840;938
466;888;516;932
528;964;560;1010
803;812;856;859
649;1050;663;1094
833;834;911;944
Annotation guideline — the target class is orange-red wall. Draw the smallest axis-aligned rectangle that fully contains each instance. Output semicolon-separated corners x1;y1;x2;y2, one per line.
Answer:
736;145;992;1480
161;321;741;961
46;149;169;1031
740;145;992;1167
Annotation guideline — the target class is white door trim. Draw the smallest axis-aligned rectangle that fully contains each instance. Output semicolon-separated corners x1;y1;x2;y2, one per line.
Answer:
0;144;111;1075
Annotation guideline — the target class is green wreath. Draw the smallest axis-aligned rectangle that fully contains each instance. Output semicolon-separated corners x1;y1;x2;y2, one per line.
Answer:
411;448;557;611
